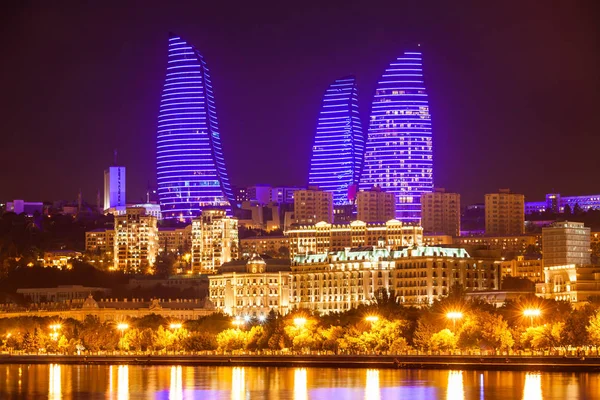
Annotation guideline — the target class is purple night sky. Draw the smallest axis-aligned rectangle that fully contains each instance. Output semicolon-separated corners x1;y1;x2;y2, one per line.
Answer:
1;1;598;205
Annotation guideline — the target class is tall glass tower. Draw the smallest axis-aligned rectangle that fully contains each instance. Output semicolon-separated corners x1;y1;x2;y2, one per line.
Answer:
308;76;364;206
359;51;433;223
156;33;235;221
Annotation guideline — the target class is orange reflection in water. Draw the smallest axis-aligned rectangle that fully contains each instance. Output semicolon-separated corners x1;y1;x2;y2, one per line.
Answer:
232;367;245;400
117;365;129;400
447;370;464;400
48;364;61;400
523;373;542;400
294;368;308;400
170;366;183;400
365;369;381;400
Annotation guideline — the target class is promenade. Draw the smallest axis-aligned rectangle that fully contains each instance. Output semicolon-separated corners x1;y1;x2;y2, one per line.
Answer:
1;354;600;372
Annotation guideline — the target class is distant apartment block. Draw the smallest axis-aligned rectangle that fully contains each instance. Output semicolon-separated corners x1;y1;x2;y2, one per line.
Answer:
191;210;239;274
421;188;461;236
114;207;158;274
293;187;333;224
356;186;396;223
542;221;590;268
485;189;524;236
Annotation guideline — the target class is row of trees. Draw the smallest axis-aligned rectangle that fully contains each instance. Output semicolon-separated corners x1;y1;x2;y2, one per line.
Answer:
3;292;600;355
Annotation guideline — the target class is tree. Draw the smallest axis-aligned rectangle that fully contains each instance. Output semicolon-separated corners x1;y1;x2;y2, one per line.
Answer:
587;310;600;346
216;329;247;352
429;329;457;352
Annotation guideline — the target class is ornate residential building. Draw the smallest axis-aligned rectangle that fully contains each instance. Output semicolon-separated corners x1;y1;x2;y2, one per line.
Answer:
291;246;500;313
285;220;423;258
191;210;239;274
113;208;158;274
208;255;291;318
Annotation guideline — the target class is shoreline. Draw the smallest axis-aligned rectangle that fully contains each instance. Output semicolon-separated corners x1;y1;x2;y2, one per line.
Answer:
1;355;600;372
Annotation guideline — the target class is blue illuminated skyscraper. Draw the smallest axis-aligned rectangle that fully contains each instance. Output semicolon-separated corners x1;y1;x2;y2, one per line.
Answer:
308;76;364;205
156;33;235;220
359;51;433;223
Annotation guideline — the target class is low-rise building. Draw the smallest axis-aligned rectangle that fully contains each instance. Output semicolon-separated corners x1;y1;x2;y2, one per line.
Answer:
16;285;111;303
536;265;600;306
499;256;543;282
0;296;215;322
41;250;82;269
209;255;291;318
85;228;115;254
240;236;290;258
453;235;538;255
291;246;500;313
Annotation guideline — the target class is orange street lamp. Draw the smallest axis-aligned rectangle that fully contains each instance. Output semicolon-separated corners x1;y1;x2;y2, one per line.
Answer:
232;317;244;329
169;323;183;330
293;317;307;327
365;316;379;323
523;309;541;326
446;312;463;330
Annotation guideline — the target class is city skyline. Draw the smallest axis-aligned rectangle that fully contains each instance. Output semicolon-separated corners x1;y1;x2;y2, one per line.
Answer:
1;3;598;206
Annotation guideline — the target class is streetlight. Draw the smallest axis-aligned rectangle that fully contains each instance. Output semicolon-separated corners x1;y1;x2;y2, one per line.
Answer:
523;309;541;327
169;323;183;330
117;323;129;352
49;324;62;341
293;317;307;327
365;316;379;323
232;317;245;329
446;312;463;330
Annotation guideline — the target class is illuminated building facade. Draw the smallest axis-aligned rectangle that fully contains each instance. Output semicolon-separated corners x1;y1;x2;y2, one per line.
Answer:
484;189;524;235
156;33;234;221
285;219;423;258
421;188;461;236
191;209;239;274
308;76;364;205
360;51;433;223
114;208;158;274
208;255;291;317
291;246;499;313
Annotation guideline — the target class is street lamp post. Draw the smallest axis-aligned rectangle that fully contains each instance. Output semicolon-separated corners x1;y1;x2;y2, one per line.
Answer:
117;323;129;352
446;312;463;331
523;309;541;327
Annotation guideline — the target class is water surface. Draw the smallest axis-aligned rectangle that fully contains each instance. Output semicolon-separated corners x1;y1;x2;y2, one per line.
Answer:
0;364;598;399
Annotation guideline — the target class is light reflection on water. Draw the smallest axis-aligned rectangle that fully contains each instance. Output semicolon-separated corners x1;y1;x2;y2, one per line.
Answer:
523;373;542;400
447;370;464;400
0;364;596;399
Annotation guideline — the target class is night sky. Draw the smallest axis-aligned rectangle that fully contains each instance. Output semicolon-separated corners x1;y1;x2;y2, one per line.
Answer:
1;1;598;206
